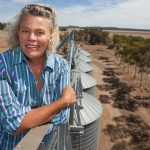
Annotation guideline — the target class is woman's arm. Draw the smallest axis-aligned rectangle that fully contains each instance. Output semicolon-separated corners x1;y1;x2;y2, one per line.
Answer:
13;86;76;136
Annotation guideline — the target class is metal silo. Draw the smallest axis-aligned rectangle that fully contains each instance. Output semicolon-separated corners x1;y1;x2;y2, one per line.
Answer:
78;53;92;64
71;70;96;96
80;72;96;96
75;59;93;75
70;92;103;150
79;48;91;57
55;32;103;150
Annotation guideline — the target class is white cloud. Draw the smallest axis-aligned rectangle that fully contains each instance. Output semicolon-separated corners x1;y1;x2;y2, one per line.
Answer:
58;0;150;29
12;0;38;4
0;0;39;22
0;0;150;29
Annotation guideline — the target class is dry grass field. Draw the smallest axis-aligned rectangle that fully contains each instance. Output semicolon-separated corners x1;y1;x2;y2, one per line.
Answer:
0;30;8;52
0;30;150;150
104;29;150;39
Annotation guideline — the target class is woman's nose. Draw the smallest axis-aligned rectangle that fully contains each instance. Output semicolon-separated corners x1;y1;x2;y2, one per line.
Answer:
28;32;36;41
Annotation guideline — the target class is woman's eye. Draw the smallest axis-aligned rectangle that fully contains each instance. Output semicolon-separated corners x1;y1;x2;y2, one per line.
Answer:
21;30;28;33
37;32;44;35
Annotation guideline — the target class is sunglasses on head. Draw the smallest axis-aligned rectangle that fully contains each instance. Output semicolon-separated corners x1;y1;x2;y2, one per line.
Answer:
25;4;55;14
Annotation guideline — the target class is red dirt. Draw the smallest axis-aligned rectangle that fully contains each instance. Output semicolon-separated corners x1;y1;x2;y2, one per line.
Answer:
81;44;150;150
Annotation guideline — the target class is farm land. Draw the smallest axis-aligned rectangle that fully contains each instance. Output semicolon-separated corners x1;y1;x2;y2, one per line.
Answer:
0;30;150;150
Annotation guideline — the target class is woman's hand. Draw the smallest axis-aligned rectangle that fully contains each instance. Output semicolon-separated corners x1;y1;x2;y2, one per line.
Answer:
61;86;76;107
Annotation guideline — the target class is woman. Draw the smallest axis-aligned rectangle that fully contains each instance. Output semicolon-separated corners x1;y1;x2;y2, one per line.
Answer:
0;4;76;150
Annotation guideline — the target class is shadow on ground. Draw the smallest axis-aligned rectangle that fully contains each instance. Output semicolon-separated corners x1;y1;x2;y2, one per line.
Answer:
103;114;150;150
98;67;150;111
97;50;150;150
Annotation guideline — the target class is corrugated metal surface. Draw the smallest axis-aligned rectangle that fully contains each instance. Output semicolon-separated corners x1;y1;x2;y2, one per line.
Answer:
80;72;96;89
71;119;101;150
71;70;96;89
78;54;92;63
69;45;102;150
79;48;91;57
71;92;102;150
76;59;93;73
83;86;96;97
74;92;102;125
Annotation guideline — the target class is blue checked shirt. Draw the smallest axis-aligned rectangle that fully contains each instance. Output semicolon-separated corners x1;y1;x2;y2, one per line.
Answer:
0;47;70;150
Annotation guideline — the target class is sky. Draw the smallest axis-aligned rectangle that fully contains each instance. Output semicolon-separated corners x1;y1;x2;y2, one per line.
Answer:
0;0;150;29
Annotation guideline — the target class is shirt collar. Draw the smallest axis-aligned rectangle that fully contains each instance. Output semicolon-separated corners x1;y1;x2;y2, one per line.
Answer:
44;53;55;71
13;47;55;71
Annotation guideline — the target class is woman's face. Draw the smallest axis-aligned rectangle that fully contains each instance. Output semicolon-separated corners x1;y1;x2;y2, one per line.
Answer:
18;15;51;61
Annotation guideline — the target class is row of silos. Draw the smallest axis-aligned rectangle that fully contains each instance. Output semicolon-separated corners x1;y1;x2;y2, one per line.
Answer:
70;47;103;150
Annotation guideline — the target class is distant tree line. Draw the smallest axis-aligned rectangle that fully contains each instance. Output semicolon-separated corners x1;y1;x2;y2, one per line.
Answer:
60;28;110;45
0;22;7;30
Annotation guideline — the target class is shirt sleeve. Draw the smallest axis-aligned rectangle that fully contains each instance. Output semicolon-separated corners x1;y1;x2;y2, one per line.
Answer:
51;58;71;125
0;55;31;134
0;80;31;134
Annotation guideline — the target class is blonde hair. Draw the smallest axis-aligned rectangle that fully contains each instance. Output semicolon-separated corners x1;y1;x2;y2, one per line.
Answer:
6;4;59;54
